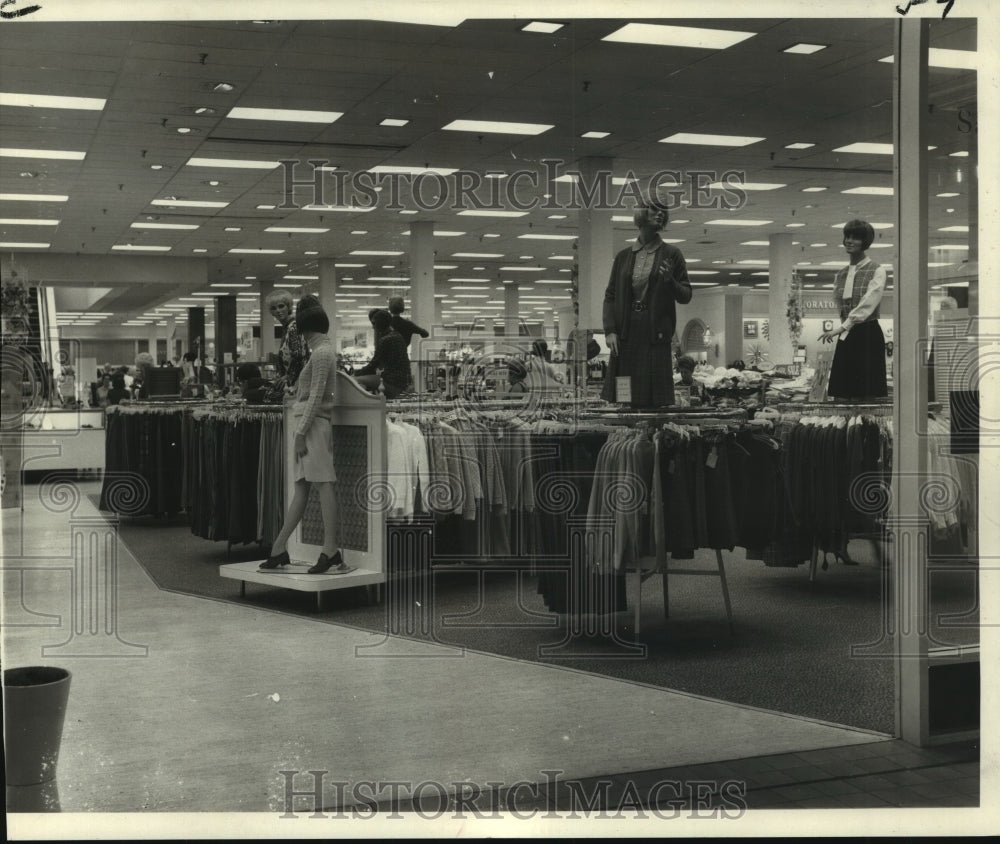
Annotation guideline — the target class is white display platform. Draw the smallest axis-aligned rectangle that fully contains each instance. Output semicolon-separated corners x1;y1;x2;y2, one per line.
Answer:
219;560;383;610
219;372;388;610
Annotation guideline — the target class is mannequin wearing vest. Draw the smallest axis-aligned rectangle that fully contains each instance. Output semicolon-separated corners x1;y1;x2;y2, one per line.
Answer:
819;220;889;400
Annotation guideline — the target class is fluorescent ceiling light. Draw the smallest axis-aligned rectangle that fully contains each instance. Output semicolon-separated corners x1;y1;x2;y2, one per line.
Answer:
187;157;279;169
802;186;827;192
783;43;827;54
226;107;343;123
842;186;893;195
830;222;893;229
522;21;564;33
930;244;969;250
706;219;774;226
434;265;458;270
500;266;544;272
737;259;769;265
283;275;319;280
152;198;228;208
211;283;252;288
0;241;49;248
603;22;755;50
688;270;720;275
225;227;242;232
581;131;610;139
834;142;893;155
334;263;366;268
950;150;969;158
304;204;375;212
709;181;785;191
0;193;69;202
130;222;199;230
369;164;458;176
379;118;410;127
0;92;106;110
229;248;285;254
937;192;960;198
786;142;816;149
453;252;503;258
878;47;976;71
786;223;806;228
350;250;404;256
660;132;764;147
518;234;577;241
740;241;770;246
0;218;59;225
535;279;572;284
457;210;529;218
0;147;86;160
112;244;170;251
939;225;969;232
928;262;953;267
442;119;552;136
402;230;465;236
265;226;330;233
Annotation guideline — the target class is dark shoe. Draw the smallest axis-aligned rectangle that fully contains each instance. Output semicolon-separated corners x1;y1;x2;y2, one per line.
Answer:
308;551;355;575
259;551;290;570
308;551;341;574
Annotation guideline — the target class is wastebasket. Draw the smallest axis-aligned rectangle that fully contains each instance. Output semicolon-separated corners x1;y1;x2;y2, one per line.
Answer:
3;666;72;786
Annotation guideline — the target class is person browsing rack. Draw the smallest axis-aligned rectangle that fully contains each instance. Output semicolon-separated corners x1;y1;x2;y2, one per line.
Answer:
602;198;692;407
387;295;430;349
259;295;353;576
354;308;413;399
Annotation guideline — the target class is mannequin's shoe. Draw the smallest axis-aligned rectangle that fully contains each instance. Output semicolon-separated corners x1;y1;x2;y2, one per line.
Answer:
259;551;290;570
308;551;355;575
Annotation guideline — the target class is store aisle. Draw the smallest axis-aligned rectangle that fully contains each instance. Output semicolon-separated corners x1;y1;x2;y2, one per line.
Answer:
2;483;886;813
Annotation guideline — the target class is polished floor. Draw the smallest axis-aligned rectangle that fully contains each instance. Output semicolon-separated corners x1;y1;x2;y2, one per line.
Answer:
1;482;985;837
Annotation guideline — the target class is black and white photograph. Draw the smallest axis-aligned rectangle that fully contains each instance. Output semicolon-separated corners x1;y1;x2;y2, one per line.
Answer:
1;0;995;839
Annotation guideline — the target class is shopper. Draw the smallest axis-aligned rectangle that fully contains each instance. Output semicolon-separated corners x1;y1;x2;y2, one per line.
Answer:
676;355;705;404
386;295;430;349
526;339;563;385
506;360;529;394
602;198;693;407
264;289;309;402
819;219;889;400
354;309;412;399
260;296;353;575
106;372;128;406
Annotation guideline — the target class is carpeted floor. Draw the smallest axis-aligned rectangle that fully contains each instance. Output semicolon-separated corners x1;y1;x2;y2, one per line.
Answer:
94;496;979;736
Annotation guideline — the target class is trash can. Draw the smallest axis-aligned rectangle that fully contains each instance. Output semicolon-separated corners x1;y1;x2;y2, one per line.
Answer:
3;666;72;786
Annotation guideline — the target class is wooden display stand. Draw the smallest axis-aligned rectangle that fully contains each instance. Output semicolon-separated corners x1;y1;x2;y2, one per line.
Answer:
220;372;388;609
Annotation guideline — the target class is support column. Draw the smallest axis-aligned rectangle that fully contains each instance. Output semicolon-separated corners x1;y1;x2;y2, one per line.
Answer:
146;326;157;359
259;280;278;359
410;221;435;387
768;232;795;364
319;259;337;355
576;156;615;332
187;307;206;363
214;295;238;388
893;17;931;745
504;283;520;339
164;316;176;363
724;292;744;365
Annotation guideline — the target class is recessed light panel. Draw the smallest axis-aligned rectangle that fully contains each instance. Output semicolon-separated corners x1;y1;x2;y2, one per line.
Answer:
783;43;827;55
603;23;755;50
226;107;343;123
0;92;106;110
660;132;764;147
442;120;552;136
0;147;86;160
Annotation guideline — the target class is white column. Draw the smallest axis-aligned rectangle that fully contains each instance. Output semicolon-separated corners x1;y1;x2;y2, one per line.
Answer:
577;156;615;333
504;283;520;339
319;259;337;354
724;293;744;365
259;280;278;359
893;17;931;746
146;326;157;360
768;232;795;364
409;221;435;388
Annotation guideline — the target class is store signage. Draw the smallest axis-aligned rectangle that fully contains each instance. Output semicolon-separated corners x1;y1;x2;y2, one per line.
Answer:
801;298;840;314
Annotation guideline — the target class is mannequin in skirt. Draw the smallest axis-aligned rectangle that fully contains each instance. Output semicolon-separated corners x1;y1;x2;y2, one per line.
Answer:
819;219;889;400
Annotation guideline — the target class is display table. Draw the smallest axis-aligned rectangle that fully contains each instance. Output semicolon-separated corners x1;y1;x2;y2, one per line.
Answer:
219;560;384;610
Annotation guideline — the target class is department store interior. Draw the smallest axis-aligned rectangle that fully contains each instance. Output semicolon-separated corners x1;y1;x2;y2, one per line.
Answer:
0;11;991;832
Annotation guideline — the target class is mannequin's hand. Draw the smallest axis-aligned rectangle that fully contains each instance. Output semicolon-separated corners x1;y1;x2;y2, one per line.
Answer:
294;433;307;458
819;326;843;344
607;332;620;355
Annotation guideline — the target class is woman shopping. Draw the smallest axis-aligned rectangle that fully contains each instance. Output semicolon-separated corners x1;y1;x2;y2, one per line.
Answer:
602;198;692;407
259;295;353;575
264;289;309;402
819;219;889;400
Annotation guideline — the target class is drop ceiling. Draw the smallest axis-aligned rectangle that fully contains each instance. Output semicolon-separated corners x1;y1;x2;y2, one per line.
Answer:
0;16;978;329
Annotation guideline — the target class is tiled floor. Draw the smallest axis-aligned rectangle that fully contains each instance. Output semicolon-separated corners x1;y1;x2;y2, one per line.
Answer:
381;739;979;813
